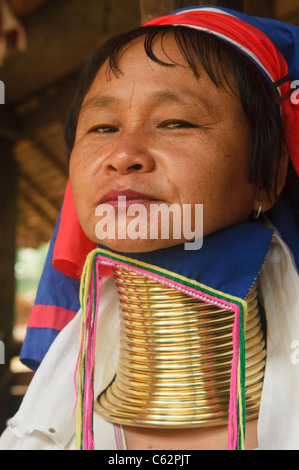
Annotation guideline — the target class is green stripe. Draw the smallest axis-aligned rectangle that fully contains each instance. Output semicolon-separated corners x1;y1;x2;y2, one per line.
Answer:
97;249;245;309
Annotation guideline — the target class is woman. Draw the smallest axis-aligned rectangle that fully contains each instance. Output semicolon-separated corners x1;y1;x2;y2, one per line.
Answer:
1;5;299;450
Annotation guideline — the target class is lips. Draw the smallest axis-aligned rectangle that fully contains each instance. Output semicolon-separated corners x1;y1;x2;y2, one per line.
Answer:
99;189;159;207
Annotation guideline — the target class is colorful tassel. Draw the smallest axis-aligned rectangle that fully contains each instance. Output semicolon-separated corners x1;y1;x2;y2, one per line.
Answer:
228;302;247;450
237;302;247;450
74;249;102;450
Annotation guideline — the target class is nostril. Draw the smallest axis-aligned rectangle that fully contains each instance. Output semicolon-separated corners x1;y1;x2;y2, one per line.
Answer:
130;164;142;170
108;164;118;171
105;161;147;174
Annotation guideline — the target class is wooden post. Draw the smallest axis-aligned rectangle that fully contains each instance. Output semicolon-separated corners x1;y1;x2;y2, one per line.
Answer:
243;0;273;18
215;0;244;11
140;0;201;23
0;109;18;433
139;0;246;23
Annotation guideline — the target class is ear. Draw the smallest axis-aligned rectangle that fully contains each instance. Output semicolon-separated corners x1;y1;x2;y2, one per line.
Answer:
254;144;289;214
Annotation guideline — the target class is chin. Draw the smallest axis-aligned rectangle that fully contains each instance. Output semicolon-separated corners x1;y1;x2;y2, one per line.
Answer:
97;237;185;254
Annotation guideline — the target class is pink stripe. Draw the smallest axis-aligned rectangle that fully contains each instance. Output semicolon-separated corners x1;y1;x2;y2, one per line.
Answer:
228;305;240;450
73;303;88;413
83;265;103;450
114;424;124;450
74;261;103;450
27;304;77;330
83;271;96;450
98;255;236;310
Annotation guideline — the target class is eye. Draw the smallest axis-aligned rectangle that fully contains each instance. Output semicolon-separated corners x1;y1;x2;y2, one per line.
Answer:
161;120;197;129
89;125;119;134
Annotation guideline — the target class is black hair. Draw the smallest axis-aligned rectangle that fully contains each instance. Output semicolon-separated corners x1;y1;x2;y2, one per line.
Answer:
65;25;285;200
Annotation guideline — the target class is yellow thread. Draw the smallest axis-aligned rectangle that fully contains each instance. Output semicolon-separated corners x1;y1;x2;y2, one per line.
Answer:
96;248;248;308
75;250;97;449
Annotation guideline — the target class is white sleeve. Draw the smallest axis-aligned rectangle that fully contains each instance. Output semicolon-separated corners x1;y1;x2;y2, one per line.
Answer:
0;426;71;450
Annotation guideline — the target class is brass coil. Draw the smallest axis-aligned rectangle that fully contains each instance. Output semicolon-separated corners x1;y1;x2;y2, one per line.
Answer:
96;269;266;428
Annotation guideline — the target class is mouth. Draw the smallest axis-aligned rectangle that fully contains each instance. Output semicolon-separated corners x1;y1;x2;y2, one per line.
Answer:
99;189;160;208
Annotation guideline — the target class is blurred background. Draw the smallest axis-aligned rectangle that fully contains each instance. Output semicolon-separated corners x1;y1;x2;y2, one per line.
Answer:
0;0;298;434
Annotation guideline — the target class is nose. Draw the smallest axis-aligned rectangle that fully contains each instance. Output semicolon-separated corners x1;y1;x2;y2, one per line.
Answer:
102;134;156;175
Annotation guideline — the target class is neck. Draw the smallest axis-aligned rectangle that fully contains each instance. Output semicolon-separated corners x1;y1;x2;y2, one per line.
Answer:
96;269;266;428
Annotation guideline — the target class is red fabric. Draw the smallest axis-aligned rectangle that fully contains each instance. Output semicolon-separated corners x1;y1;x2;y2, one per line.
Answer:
27;304;77;330
53;180;96;280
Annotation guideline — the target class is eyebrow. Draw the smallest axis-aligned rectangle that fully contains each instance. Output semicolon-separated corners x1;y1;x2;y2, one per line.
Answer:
79;88;215;119
149;89;213;113
79;95;120;118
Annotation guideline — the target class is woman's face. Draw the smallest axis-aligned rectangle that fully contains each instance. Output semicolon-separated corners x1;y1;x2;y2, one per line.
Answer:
69;36;260;252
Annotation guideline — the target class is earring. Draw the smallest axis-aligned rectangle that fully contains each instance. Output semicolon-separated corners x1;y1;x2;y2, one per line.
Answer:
253;200;262;220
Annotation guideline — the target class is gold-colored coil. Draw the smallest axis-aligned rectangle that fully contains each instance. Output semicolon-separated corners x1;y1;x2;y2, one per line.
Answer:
96;269;266;428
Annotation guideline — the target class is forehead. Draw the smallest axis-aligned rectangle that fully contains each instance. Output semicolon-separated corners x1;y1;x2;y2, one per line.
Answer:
84;35;236;101
80;35;240;113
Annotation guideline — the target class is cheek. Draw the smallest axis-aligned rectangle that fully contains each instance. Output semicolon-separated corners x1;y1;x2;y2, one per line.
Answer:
70;142;99;181
165;131;237;193
173;148;255;227
69;141;102;196
69;150;96;225
170;152;230;204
